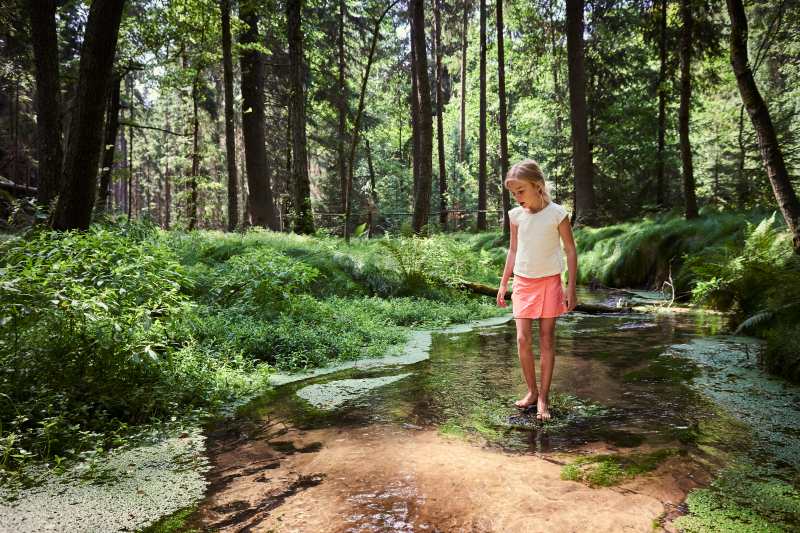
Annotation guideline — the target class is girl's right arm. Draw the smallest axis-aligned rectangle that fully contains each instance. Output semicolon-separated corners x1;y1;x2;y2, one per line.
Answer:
497;223;518;307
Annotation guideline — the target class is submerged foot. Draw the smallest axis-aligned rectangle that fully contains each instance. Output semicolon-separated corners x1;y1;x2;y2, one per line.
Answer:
515;390;538;409
536;397;551;421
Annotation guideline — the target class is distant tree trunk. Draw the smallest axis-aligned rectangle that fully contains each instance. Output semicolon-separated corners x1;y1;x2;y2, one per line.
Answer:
459;0;468;163
343;0;398;243
366;137;378;237
477;0;487;231
727;0;800;252
679;0;698;219
29;0;62;206
97;75;121;212
239;5;276;229
188;75;200;230
287;0;314;234
496;0;510;237
736;104;749;206
127;74;134;221
565;0;594;225
433;0;447;229
165;155;171;229
410;35;420;200
337;0;348;216
221;0;238;231
655;0;667;208
410;0;433;234
548;0;563;199
51;0;125;230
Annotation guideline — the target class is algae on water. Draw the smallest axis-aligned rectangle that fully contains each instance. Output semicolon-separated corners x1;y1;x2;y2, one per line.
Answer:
296;373;413;410
0;427;209;533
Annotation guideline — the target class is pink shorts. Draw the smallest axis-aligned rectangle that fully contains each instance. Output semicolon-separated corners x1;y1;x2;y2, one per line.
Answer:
511;273;568;319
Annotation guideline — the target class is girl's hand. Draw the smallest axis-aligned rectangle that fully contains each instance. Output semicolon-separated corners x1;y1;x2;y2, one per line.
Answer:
565;289;577;312
496;283;509;307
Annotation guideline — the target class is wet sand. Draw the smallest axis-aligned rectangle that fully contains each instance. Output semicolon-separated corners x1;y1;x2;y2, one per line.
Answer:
191;418;705;533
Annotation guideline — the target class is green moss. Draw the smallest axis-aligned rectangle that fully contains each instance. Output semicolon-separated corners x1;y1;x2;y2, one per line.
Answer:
673;460;800;532
140;505;199;533
561;448;680;487
560;464;582;482
438;419;467;438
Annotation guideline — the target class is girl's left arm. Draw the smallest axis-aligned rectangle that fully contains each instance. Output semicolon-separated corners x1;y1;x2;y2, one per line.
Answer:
558;218;578;311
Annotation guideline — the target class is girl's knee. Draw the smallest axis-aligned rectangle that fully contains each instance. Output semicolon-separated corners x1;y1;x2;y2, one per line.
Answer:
539;330;555;351
517;334;532;349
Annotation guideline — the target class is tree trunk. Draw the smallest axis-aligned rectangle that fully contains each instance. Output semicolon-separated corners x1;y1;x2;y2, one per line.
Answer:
287;0;315;234
165;145;171;229
496;0;510;237
366;137;378;238
727;0;800;252
433;0;447;229
736;104;749;206
221;0;238;231
410;0;433;234
239;5;276;229
565;0;594;225
51;0;125;230
337;0;348;216
655;0;667;208
97;75;121;212
343;0;398;243
677;1;698;219
476;0;487;231
29;0;62;206
548;0;563;199
679;0;698;220
410;33;420;205
127;74;134;221
459;0;468;163
189;75;200;230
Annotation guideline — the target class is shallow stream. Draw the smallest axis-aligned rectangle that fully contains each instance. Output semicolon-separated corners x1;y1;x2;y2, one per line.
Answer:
223;287;800;531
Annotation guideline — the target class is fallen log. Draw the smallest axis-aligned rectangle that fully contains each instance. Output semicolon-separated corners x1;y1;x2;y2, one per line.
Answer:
456;280;634;314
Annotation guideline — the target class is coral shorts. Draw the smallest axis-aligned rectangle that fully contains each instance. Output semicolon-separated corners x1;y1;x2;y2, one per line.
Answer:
511;273;568;319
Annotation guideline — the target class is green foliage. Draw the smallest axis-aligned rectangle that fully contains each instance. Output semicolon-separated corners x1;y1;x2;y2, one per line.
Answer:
0;222;508;476
685;213;800;381
574;212;747;294
688;212;800;314
0;223;270;476
675;461;800;532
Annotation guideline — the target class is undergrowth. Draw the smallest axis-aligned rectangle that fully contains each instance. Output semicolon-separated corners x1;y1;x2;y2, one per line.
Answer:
0;220;503;481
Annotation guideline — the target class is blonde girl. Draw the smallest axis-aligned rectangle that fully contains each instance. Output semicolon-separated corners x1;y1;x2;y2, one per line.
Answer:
496;159;578;421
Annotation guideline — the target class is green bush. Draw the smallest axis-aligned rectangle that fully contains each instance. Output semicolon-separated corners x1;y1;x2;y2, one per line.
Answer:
0;225;269;472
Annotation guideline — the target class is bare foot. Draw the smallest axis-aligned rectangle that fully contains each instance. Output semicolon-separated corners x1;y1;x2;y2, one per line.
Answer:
515;390;538;409
536;397;551;421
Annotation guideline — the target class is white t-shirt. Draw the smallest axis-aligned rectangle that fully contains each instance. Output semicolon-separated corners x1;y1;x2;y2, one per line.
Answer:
508;202;569;279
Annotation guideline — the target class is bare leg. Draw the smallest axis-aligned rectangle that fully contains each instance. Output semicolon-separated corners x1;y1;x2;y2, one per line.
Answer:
537;317;557;420
514;318;538;408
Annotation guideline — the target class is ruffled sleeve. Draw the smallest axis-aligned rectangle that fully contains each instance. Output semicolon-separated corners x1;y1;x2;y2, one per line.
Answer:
508;206;522;225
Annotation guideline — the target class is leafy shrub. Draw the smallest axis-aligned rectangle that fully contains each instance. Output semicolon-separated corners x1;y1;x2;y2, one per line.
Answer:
0;225;268;472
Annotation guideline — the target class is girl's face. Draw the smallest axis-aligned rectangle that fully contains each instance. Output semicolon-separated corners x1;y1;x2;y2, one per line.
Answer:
507;179;543;211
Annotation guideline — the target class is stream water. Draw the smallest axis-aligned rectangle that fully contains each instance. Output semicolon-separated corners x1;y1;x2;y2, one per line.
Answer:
206;287;800;531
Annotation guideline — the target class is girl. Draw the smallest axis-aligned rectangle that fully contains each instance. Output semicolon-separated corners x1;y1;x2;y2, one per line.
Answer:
496;159;578;421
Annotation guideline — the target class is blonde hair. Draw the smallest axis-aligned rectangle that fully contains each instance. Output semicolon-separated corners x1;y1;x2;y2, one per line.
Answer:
504;159;552;203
